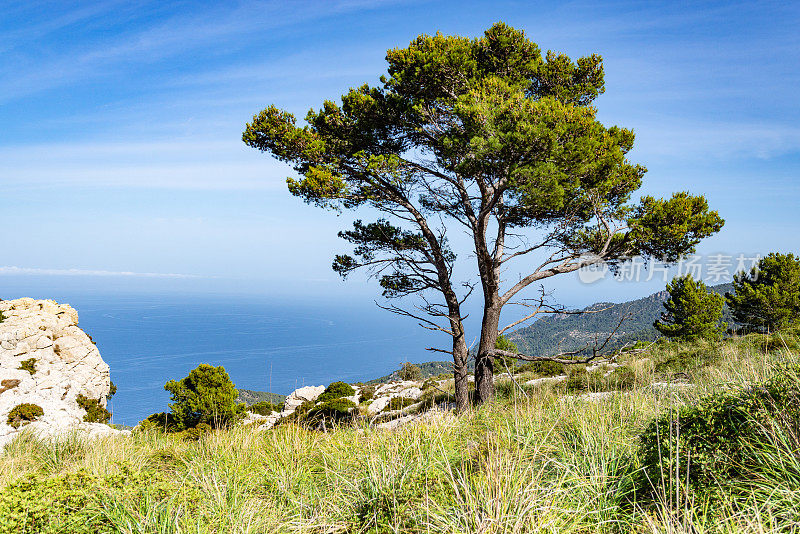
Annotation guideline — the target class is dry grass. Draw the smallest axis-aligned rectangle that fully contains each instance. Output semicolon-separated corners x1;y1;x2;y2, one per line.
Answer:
0;332;798;533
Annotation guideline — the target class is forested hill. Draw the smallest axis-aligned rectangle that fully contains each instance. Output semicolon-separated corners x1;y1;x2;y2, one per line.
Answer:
507;283;733;358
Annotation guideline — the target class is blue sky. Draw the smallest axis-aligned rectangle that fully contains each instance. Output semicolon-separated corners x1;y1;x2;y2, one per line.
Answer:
1;0;799;306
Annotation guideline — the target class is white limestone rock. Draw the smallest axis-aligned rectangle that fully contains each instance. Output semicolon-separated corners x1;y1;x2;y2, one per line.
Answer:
0;298;115;448
366;396;390;415
524;375;567;387
283;385;325;411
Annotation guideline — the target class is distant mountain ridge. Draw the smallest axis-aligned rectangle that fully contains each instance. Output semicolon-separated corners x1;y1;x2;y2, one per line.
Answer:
240;283;734;401
507;282;733;358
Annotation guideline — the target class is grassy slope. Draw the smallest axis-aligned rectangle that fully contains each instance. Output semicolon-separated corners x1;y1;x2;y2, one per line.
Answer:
2;330;799;532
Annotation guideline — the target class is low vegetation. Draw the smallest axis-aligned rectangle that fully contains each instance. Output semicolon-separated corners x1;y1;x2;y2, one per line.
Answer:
1;330;799;532
6;403;43;429
17;358;36;376
76;394;111;424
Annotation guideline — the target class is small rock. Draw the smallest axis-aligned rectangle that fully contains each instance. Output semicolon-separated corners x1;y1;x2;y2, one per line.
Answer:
524;375;567;387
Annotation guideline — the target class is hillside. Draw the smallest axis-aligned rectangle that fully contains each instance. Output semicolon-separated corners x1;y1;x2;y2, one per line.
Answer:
508;282;733;358
364;361;455;384
236;389;286;406
2;330;799;532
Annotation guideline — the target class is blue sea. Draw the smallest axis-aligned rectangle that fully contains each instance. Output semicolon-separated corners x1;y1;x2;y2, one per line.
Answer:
7;291;442;426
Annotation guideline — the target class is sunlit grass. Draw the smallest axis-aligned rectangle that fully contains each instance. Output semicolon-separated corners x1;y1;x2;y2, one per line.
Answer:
1;331;798;533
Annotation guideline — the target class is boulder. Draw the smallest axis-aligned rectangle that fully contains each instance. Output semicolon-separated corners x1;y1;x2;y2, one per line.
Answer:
0;298;122;448
366;396;390;415
283;385;325;411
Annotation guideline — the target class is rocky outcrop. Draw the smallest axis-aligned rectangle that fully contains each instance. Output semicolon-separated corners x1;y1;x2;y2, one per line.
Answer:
0;298;127;448
256;377;443;431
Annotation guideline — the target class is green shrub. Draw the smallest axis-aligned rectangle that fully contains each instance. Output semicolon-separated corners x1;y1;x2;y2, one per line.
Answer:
247;400;281;415
317;381;355;403
164;364;244;430
358;385;376;402
108;381;117;399
182;422;212;441
18;358;36;376
306;398;356;427
0;470;201;533
632;363;800;506
137;412;179;433
7;403;43;428
76;394;111;424
398;362;422;381
388;397;415;411
516;360;565;377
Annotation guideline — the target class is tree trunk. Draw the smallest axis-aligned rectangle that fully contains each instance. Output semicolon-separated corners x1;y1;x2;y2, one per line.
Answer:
452;340;470;412
474;301;500;405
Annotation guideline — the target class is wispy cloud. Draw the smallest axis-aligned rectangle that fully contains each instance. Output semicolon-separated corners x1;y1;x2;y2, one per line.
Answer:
0;139;292;190
0;266;203;278
0;0;420;103
628;119;800;161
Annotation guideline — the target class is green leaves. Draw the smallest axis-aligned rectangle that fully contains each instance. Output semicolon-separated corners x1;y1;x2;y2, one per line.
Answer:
727;252;800;332
164;364;242;430
627;192;725;261
654;275;727;341
633;363;800;506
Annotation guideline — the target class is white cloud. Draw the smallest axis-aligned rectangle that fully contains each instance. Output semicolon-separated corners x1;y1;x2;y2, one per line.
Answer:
0;266;202;278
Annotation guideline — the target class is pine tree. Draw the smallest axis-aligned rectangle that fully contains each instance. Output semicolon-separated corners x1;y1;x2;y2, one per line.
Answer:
654;275;726;341
726;252;800;332
164;364;243;429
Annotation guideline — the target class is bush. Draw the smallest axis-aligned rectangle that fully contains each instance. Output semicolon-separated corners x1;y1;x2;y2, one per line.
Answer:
562;366;593;392
18;358;36;376
388;397;415;411
7;403;43;428
632;363;800;506
398;362;422;381
164;364;243;430
248;401;281;415
76;394;111;424
182;422;212;441
317;381;355;403
358;385;375;402
305;398;356;427
516;360;565;377
137;412;179;433
0;470;201;533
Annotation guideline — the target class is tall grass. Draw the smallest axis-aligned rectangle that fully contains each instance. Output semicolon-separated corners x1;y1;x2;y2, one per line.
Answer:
1;332;798;533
